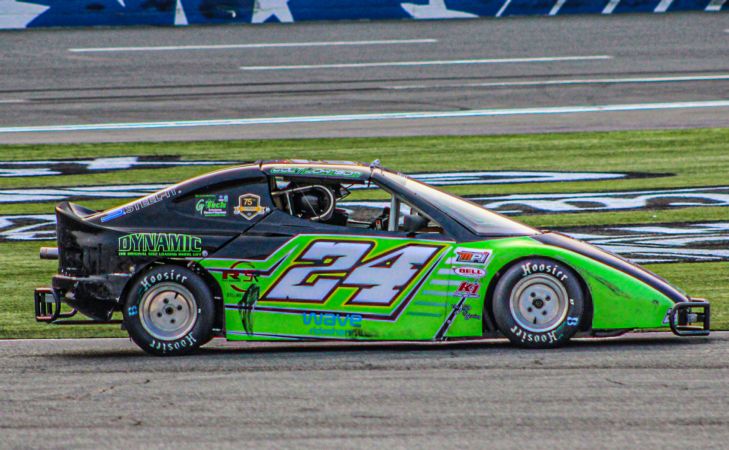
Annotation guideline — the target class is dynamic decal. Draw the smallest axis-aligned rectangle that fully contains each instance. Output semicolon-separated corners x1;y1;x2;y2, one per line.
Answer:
118;233;203;257
0;156;234;178
195;194;228;217
453;266;486;278
233;194;267;220
262;240;444;306
101;187;180;222
342;186;729;215
0;171;656;204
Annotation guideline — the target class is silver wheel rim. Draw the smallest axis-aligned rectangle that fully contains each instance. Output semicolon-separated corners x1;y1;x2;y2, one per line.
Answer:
139;283;198;341
509;274;569;333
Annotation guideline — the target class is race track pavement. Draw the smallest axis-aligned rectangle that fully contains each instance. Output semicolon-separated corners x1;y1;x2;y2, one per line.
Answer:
2;332;728;449
1;13;729;143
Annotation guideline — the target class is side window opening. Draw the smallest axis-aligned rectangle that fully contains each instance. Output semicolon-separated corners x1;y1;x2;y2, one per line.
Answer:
269;175;445;237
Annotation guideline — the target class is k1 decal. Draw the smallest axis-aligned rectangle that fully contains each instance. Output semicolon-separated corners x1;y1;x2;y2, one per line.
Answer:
234;194;267;220
455;281;480;298
263;240;444;306
195;194;228;217
118;233;203;257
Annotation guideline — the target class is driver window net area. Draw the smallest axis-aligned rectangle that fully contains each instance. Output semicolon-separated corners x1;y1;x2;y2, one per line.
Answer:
270;177;350;226
269;176;444;235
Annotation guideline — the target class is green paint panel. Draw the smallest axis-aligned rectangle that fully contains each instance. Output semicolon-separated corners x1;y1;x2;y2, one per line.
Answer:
200;233;677;342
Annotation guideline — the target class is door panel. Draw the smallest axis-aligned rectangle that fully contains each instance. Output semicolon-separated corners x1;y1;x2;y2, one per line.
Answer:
203;234;457;341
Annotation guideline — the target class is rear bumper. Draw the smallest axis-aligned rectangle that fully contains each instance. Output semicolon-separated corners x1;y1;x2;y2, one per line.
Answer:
34;287;122;325
668;299;710;337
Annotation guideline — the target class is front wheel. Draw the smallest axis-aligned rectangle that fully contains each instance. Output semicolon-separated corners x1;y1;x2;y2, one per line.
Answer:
123;265;215;356
492;258;585;348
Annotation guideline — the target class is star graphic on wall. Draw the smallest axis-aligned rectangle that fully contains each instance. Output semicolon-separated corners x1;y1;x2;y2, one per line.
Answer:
252;0;293;23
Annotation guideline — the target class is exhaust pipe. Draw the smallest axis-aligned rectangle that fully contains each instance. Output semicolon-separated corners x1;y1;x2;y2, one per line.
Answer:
40;247;59;260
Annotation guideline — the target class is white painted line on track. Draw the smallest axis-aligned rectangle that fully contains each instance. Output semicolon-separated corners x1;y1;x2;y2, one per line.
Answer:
240;55;612;71
0;99;26;104
387;74;729;90
68;39;438;53
2;100;729;134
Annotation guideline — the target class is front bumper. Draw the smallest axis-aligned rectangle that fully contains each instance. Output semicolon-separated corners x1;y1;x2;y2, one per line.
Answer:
668;299;710;336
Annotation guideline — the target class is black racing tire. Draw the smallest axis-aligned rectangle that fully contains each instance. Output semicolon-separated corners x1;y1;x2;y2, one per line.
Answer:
123;265;215;356
492;257;585;349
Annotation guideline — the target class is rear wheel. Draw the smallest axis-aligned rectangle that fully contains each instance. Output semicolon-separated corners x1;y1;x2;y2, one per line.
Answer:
123;265;215;356
492;257;585;348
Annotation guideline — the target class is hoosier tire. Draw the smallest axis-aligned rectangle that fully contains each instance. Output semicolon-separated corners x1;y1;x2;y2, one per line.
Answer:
492;257;585;348
123;265;215;356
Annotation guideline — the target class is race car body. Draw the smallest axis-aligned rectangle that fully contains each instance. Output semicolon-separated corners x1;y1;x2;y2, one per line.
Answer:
34;160;710;355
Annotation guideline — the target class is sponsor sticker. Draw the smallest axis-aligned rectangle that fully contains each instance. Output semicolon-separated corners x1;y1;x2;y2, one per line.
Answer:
455;248;491;265
195;194;228;217
118;233;203;257
455;281;480;298
233;194;266;220
101;187;179;223
453;266;486;278
269;167;362;179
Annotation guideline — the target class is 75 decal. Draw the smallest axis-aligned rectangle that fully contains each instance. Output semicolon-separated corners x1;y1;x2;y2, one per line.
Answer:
262;240;444;306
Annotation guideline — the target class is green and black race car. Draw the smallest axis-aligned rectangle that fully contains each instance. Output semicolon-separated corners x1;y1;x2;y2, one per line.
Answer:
34;160;710;355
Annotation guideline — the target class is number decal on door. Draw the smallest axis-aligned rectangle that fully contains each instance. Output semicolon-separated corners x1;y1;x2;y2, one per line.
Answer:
263;240;443;306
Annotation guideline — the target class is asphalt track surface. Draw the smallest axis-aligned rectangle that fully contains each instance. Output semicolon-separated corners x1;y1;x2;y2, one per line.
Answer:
2;332;728;449
2;13;729;144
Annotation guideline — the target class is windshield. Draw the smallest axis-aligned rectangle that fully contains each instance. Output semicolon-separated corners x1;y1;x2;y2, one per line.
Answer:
380;170;539;237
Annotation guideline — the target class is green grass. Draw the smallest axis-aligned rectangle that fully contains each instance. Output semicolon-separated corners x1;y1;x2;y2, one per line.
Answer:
1;128;728;337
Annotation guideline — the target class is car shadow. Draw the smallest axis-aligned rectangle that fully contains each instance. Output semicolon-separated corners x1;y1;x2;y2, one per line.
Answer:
42;332;715;360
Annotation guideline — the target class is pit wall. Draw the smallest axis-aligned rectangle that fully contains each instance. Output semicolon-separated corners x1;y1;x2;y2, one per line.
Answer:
0;0;726;30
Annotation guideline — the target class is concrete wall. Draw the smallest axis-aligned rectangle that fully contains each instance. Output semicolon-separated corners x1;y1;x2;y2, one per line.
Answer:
0;0;726;30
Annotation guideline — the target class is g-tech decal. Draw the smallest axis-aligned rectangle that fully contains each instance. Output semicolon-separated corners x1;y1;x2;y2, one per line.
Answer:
195;194;228;217
118;233;203;257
